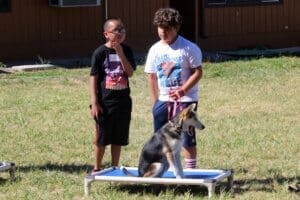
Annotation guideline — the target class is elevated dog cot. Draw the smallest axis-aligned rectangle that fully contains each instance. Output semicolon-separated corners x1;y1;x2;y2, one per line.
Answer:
84;166;233;198
0;162;16;180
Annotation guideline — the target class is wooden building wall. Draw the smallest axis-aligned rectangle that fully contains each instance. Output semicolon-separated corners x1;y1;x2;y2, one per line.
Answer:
200;0;300;50
106;0;170;53
0;0;104;61
0;0;299;62
0;0;169;62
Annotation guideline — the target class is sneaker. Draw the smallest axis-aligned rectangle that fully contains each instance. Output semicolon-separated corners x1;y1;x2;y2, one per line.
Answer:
89;168;102;176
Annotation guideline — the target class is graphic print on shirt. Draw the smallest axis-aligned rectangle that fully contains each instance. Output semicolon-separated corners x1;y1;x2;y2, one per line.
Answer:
104;53;128;90
157;55;182;88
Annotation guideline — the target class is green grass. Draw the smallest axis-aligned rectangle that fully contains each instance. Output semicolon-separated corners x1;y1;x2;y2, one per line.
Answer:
0;56;299;199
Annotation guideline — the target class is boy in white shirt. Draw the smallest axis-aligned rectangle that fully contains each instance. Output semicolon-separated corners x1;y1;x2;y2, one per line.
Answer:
145;8;203;169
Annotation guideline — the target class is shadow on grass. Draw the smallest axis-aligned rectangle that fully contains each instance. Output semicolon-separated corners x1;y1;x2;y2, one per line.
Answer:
0;162;112;184
0;177;8;185
113;176;299;197
16;162;94;174
0;177;15;185
114;184;222;197
112;168;299;197
15;161;117;174
7;164;300;196
232;169;299;196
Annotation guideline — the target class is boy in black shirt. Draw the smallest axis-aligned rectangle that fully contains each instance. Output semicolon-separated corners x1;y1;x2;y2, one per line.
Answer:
89;18;136;174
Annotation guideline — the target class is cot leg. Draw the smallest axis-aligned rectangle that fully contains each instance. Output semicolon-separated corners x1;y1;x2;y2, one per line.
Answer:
84;177;94;196
227;170;234;193
207;183;216;198
9;163;16;181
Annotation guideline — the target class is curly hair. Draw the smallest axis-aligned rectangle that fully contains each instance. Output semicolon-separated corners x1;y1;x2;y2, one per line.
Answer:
153;8;182;28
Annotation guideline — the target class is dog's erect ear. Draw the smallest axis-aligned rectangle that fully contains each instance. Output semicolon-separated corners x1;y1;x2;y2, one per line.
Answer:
179;118;183;127
179;103;197;121
189;103;197;111
192;103;196;111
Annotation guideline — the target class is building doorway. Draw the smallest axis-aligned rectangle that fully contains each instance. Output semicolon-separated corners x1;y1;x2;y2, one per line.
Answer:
170;0;197;42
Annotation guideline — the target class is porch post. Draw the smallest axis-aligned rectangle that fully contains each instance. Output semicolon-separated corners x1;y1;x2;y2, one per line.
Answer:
195;0;199;43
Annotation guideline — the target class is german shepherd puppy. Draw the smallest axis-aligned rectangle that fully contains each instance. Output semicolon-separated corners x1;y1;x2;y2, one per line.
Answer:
123;103;205;178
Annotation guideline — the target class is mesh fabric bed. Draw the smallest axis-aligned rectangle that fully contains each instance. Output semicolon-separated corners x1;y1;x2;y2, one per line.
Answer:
84;166;233;197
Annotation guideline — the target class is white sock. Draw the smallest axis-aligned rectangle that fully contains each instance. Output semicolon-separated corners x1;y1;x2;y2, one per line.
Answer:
185;158;197;169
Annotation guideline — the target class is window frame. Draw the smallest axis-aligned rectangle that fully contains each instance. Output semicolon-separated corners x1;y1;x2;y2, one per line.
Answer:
0;0;11;13
205;0;283;7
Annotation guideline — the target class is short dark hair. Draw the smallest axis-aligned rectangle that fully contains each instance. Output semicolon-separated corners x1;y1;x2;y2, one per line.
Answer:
153;8;182;28
103;18;123;31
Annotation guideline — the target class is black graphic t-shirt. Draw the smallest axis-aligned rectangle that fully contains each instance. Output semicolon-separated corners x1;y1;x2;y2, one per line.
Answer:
90;44;136;113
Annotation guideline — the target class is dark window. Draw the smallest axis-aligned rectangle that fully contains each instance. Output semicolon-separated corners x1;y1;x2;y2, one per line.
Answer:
49;0;101;7
206;0;282;7
0;0;10;12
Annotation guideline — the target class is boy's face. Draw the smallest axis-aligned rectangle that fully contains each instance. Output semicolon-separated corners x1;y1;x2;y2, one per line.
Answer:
104;21;126;43
157;26;179;44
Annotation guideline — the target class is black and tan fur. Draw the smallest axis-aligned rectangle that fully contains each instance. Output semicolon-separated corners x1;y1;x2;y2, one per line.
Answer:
123;103;205;178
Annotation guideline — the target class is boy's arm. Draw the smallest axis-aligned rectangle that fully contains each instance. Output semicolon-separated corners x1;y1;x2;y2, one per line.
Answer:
182;67;202;92
147;73;159;104
90;75;102;118
169;67;203;100
112;43;134;77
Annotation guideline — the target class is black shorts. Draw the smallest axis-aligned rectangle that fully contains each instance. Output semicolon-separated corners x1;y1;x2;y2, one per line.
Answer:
94;111;131;146
91;96;132;146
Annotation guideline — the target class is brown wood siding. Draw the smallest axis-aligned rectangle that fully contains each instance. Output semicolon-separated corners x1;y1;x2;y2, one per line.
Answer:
0;0;104;61
201;0;300;50
1;0;299;62
107;0;169;53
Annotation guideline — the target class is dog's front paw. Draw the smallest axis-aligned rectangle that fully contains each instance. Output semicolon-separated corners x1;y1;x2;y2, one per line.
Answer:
176;174;184;179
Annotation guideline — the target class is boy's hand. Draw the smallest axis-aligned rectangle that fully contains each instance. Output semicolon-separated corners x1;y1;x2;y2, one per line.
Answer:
111;41;122;53
169;88;185;100
90;103;102;121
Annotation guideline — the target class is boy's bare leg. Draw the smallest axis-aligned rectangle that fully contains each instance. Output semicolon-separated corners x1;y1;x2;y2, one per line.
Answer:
94;145;105;170
111;145;121;166
183;146;197;169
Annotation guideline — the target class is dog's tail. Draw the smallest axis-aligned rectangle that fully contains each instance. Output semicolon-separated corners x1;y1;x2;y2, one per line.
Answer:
121;166;138;177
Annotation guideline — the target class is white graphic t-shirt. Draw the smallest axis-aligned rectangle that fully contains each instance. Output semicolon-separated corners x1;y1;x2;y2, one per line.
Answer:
145;35;202;102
